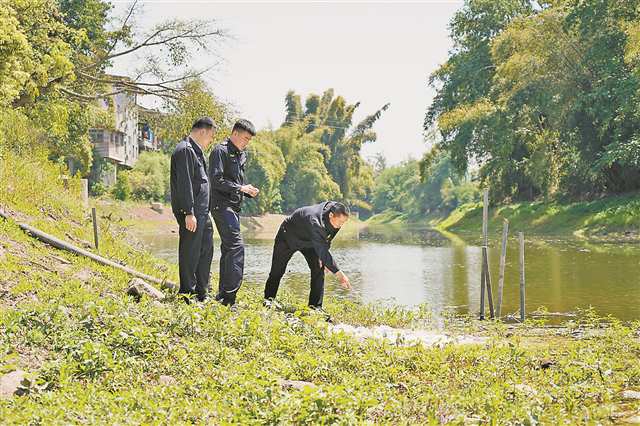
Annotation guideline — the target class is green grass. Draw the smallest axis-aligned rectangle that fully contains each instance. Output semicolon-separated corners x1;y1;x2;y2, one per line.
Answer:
366;210;410;225
432;194;640;238
1;151;640;423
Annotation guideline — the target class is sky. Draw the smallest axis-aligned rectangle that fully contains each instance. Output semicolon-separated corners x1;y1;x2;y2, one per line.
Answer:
112;1;462;164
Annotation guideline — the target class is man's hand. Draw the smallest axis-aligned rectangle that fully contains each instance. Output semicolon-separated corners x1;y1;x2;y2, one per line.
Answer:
185;214;197;232
335;270;352;290
240;184;259;197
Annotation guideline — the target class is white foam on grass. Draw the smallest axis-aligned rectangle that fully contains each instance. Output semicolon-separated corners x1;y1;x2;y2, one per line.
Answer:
329;323;487;347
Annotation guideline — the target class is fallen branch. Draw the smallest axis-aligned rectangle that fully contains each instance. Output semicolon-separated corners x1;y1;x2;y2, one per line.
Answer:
0;210;176;290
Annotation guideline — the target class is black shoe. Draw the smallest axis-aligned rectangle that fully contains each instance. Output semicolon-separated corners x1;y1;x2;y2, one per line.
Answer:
263;298;284;310
196;296;211;306
309;306;333;323
179;293;193;304
215;293;237;309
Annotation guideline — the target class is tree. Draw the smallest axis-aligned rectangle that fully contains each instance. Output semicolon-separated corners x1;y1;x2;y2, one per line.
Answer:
427;0;640;200
10;0;228;107
0;0;74;108
273;125;341;211
243;132;286;215
283;89;389;204
425;0;534;199
152;77;229;152
127;151;170;201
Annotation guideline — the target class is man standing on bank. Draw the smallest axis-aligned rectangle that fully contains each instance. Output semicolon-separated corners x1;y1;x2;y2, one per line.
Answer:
170;117;217;303
264;201;352;309
209;119;259;307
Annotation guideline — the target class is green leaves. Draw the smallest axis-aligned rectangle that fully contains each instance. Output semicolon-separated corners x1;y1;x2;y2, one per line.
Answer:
428;0;640;200
0;0;74;107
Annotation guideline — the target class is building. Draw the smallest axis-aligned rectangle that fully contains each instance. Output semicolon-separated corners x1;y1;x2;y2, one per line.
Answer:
89;78;163;187
137;105;162;152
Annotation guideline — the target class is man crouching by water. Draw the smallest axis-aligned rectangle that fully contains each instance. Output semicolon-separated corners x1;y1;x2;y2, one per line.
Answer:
264;201;352;312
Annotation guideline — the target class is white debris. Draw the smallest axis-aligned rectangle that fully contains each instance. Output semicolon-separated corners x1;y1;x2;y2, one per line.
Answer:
329;323;487;347
622;390;640;400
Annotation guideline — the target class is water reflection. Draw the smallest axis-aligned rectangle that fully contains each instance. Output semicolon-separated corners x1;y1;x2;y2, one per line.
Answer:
136;223;640;321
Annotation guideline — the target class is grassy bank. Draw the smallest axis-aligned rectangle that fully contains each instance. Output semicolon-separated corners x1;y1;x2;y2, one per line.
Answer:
436;194;640;238
1;152;640;423
369;193;640;239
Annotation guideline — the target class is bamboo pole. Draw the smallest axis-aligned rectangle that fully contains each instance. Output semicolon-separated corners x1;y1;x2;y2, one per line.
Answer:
483;246;495;319
480;256;486;320
519;232;526;322
0;210;176;290
91;207;99;251
479;189;490;319
496;219;509;318
482;189;489;247
479;190;489;319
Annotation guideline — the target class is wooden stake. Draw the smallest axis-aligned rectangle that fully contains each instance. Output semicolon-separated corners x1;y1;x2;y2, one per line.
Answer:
480;188;490;320
91;207;99;251
497;220;509;318
483;246;495;319
480;254;486;320
482;189;489;247
519;232;526;322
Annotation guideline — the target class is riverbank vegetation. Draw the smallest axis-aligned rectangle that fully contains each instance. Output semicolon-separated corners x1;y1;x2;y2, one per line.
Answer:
2;149;640;424
2;1;640;421
368;0;640;235
426;0;640;202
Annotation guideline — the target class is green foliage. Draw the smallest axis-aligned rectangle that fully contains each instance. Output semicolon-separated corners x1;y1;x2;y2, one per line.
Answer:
372;149;479;221
127;152;171;202
2;144;640;424
243;132;286;215
372;161;423;217
0;0;74;107
279;129;342;210
428;0;640;200
0;108;36;156
112;172;131;201
283;89;388;203
27;99;94;175
437;191;640;237
89;180;107;197
154;78;229;153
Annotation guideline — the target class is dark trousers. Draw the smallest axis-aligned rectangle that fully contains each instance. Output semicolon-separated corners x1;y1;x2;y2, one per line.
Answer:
177;214;214;302
211;206;244;305
264;226;325;307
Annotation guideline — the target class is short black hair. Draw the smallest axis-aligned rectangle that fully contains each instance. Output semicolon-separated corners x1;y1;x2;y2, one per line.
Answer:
232;119;256;136
191;116;216;131
330;202;350;217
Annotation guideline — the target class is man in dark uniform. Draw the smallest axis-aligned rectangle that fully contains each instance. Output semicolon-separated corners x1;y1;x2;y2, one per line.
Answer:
264;201;352;309
170;117;217;302
209;119;259;306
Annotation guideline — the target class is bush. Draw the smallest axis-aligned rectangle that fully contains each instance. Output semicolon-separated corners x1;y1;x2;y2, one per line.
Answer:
112;172;131;201
89;181;107;197
128;152;170;202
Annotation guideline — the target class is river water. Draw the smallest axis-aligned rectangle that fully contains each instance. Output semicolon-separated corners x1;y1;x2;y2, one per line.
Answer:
137;223;640;322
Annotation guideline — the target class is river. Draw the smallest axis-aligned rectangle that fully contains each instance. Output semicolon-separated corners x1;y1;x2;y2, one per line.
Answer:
137;223;640;322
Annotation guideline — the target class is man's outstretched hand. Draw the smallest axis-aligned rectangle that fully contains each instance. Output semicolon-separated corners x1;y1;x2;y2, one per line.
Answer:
335;270;352;290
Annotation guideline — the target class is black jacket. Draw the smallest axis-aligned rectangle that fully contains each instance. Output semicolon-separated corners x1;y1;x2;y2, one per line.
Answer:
209;138;252;212
170;137;209;217
281;201;341;273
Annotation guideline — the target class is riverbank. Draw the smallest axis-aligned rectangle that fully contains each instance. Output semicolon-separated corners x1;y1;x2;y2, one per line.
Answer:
95;199;365;240
369;192;640;240
1;155;640;423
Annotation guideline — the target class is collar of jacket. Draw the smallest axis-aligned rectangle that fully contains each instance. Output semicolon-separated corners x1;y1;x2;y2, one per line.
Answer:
225;137;242;156
322;202;338;234
188;136;205;157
